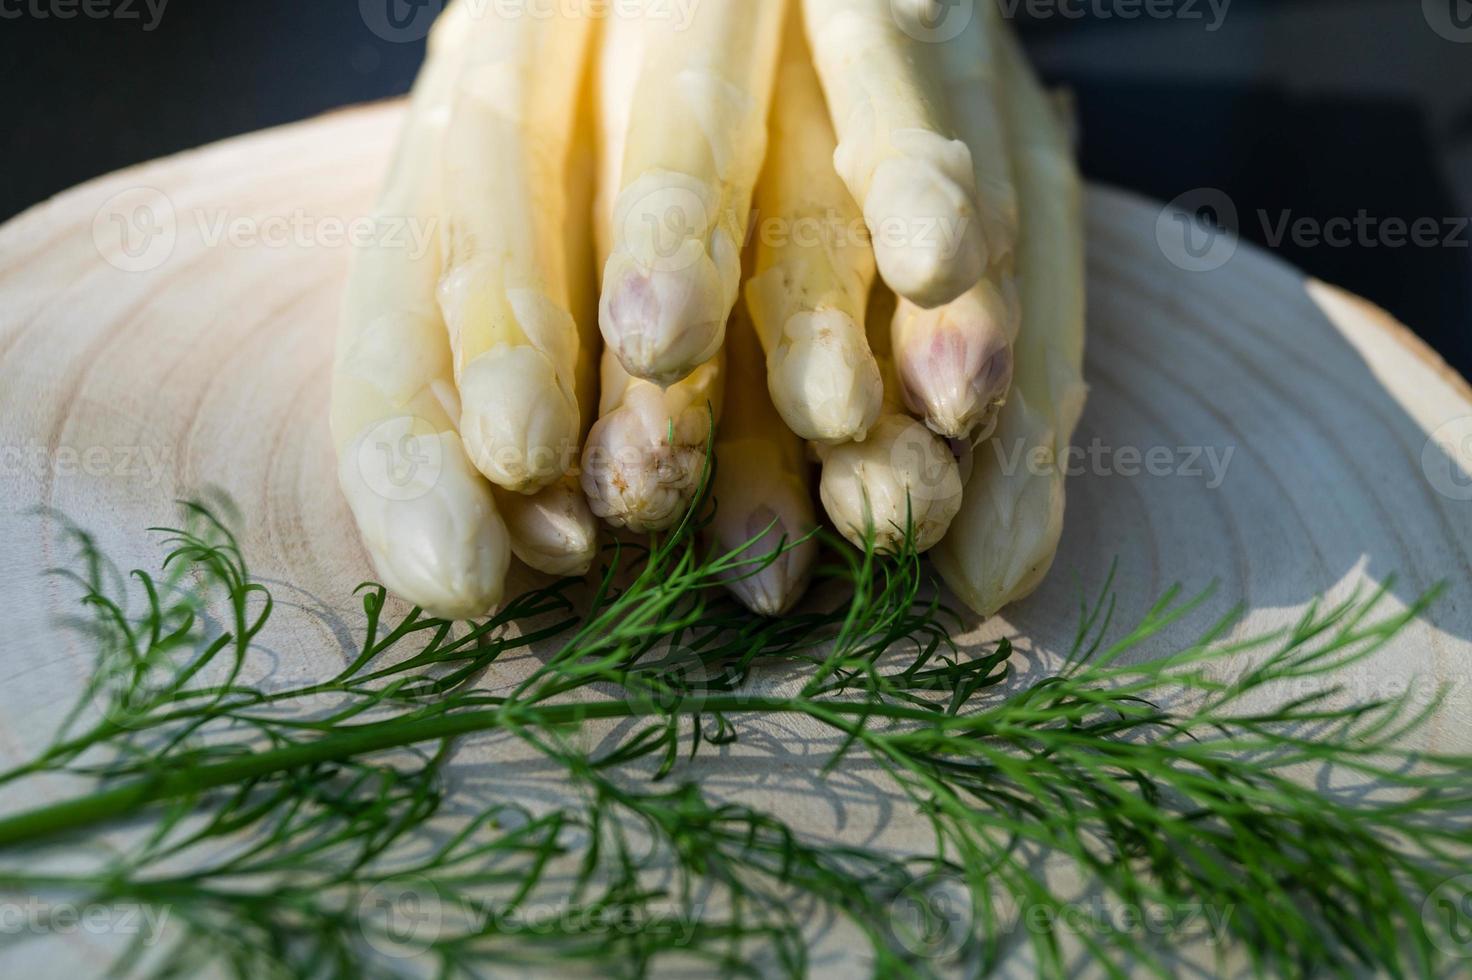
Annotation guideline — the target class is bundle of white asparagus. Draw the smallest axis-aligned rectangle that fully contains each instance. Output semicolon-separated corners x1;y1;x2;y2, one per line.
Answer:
332;0;1086;620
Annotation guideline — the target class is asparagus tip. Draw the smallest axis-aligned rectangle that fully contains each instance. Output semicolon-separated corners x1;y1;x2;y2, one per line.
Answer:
600;254;728;387
580;386;709;534
458;347;580;494
895;289;1016;441
769;310;885;445
338;424;510;619
496;480;599;579
866;159;987;309
818;415;964;555
714;499;816;617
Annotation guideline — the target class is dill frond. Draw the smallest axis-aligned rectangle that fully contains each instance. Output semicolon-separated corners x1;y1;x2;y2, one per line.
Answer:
0;500;1467;978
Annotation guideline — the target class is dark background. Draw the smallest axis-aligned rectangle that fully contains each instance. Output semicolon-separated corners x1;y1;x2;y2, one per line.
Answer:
2;0;1469;376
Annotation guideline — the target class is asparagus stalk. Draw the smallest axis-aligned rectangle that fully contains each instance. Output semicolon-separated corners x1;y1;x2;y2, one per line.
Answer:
421;350;594;577
488;69;602;580
330;4;510;619
598;0;786;386
933;27;1089;617
438;6;595;493
817;285;963;555
592;7;644;283
711;292;818;615
890;0;1021;442
801;0;988;309
565;30;604;462
583;18;726;534
491;109;600;576
491;28;600;579
744;6;883;445
930;0;1017;261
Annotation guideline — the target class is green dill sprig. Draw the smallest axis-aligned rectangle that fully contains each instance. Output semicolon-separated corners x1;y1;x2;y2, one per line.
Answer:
0;501;1468;978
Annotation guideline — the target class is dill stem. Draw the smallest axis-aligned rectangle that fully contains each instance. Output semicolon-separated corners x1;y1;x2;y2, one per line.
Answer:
0;696;954;850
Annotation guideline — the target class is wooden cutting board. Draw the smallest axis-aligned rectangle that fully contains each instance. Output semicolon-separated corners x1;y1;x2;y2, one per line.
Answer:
1;102;1470;977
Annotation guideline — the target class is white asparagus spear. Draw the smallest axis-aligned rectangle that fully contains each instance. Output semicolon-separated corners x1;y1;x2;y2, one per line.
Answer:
801;0;987;309
598;0;786;386
489;55;602;579
890;0;1020;442
711;292;818;615
744;6;883;445
818;284;963;554
891;265;1020;442
583;8;727;533
925;0;1017;261
933;27;1089;617
331;4;510;619
438;7;595;493
592;6;644;275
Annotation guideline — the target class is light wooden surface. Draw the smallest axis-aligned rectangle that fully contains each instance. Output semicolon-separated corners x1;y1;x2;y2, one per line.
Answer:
1;103;1470;977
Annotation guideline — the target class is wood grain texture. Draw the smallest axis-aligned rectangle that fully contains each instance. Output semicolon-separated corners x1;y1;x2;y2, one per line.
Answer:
1;103;1469;976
